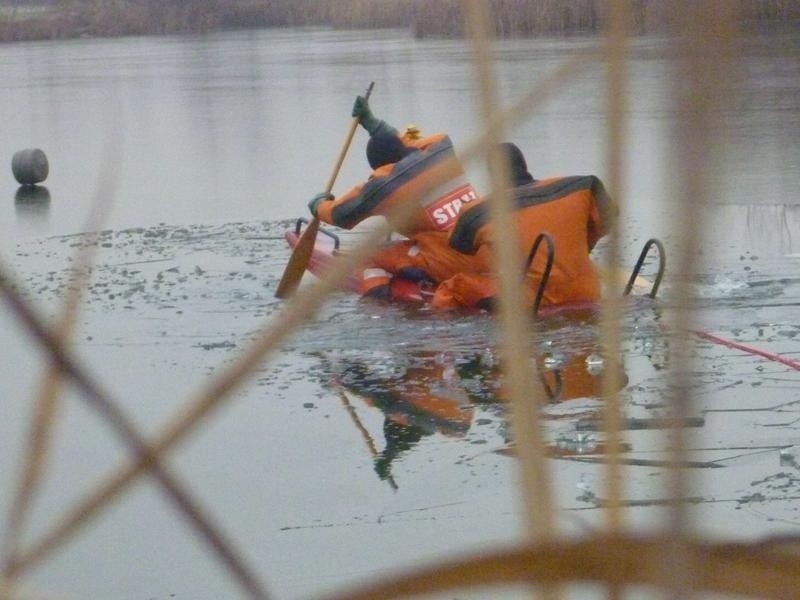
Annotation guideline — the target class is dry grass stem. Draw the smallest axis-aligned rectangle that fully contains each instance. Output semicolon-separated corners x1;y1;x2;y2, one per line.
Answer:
597;0;631;536
0;268;270;599
2;126;123;578
661;3;739;598
318;534;800;600
463;0;556;547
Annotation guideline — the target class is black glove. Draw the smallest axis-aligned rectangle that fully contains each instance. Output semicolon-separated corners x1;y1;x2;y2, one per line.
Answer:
308;191;334;217
352;95;381;135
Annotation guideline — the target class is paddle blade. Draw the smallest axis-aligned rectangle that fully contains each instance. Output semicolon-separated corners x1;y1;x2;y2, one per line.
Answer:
274;218;320;298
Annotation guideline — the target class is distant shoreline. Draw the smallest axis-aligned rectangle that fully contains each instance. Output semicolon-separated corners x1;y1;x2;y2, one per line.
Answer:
1;0;797;44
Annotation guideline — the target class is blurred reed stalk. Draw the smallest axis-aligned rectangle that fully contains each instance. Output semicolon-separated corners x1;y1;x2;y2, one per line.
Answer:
597;0;630;538
463;0;557;549
661;1;741;598
2;120;123;580
0;103;271;600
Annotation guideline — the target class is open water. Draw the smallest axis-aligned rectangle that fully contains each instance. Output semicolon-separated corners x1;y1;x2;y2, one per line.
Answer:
0;27;799;600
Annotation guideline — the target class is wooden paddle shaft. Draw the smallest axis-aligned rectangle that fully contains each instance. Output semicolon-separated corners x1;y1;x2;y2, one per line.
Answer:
274;82;375;298
325;81;375;194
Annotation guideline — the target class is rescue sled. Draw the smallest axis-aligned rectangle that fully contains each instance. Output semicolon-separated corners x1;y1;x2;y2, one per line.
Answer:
283;218;665;316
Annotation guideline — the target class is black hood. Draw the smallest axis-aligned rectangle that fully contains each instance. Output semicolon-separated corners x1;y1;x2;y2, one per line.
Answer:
367;132;413;169
499;142;534;187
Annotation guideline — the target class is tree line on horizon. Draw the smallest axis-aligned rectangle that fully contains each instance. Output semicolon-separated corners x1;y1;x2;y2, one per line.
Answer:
1;0;797;43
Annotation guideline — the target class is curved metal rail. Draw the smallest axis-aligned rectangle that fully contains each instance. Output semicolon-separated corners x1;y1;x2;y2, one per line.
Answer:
294;217;340;251
524;232;556;316
623;238;666;298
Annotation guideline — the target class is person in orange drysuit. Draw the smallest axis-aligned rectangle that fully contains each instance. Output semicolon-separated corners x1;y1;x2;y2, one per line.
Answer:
432;143;618;310
315;140;617;309
308;95;479;297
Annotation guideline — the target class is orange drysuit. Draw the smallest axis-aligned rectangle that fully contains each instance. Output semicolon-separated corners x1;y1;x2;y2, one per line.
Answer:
315;133;478;235
356;175;615;304
315;131;478;296
432;175;617;309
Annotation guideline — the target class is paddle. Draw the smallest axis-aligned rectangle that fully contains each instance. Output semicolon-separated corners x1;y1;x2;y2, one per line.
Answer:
274;81;375;298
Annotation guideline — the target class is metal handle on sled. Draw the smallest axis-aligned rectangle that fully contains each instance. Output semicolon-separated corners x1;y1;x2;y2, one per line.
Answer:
538;368;563;402
294;217;340;251
623;238;665;298
524;232;555;317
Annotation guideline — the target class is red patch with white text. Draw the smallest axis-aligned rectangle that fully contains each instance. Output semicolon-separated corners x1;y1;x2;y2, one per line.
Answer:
426;184;479;231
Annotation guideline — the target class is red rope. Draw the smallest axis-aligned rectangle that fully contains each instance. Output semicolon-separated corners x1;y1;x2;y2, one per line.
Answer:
692;330;800;372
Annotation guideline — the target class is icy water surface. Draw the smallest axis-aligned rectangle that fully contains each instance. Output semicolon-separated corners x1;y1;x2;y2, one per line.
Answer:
0;26;799;600
1;215;797;599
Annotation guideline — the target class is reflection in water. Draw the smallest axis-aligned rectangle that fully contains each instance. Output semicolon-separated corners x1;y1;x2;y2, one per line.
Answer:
328;338;632;486
336;352;475;484
14;185;51;230
14;184;51;208
301;294;670;486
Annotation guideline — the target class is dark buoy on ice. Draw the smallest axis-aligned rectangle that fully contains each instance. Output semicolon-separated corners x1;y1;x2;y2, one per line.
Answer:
11;148;49;185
